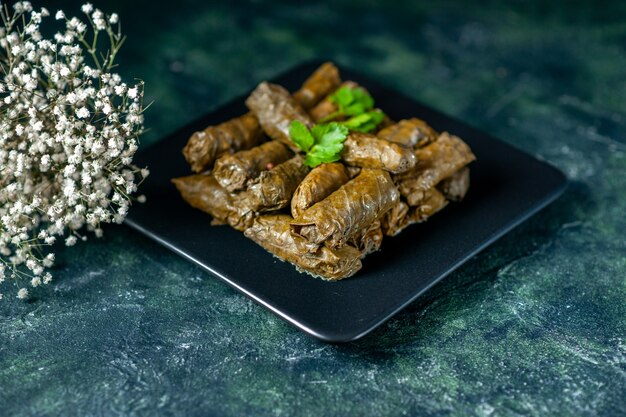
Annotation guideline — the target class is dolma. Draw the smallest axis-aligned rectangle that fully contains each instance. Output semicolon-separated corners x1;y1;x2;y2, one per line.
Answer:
381;188;448;236
396;132;475;205
341;132;417;174
244;214;362;281
349;220;383;257
377;118;437;148
182;112;263;173
245;82;313;151
292;62;341;110
172;174;254;231
243;156;310;212
380;200;410;237
290;162;350;218
182;64;337;172
291;169;399;249
438;167;470;202
212;140;292;192
346;166;361;178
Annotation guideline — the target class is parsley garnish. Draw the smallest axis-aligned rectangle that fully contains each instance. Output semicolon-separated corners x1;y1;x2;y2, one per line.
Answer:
289;121;349;168
341;110;386;133
320;86;386;133
331;86;375;117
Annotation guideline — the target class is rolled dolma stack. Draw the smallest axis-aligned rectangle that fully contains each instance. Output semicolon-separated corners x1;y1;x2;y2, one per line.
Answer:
439;166;471;202
395;132;476;206
174;62;478;281
377;118;438;149
290;163;350;218
182;62;341;173
245;82;315;152
291;169;399;250
341;132;417;173
382;188;449;236
213;140;292;192
349;220;384;258
183;112;263;173
243;156;310;212
171;174;255;232
381;130;476;236
292;62;341;110
244;215;362;280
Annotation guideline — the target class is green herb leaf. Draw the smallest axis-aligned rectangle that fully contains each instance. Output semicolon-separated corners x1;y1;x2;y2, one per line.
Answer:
342;110;386;133
330;86;375;115
331;87;354;108
288;120;314;152
289;121;348;168
344;88;374;116
311;123;348;148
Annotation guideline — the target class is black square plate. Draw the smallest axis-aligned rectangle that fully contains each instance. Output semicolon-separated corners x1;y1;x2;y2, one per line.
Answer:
126;61;567;343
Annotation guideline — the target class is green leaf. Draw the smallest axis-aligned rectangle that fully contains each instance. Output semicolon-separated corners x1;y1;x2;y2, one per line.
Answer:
290;120;348;168
341;110;386;133
329;86;375;118
301;122;348;167
289;120;314;152
304;153;341;168
330;86;354;108
343;102;368;116
342;113;372;129
350;88;374;110
311;122;348;146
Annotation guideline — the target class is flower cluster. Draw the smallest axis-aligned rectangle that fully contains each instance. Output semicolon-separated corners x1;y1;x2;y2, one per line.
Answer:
0;2;148;299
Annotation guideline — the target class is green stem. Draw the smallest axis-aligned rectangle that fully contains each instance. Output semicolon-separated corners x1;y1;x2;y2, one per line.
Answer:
318;110;342;123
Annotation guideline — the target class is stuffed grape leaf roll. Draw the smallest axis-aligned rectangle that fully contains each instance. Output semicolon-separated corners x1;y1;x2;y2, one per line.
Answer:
292;62;341;110
349;220;384;258
245;82;313;151
396;132;475;205
243;156;310;212
182;112;264;173
438;166;470;202
381;188;448;237
172;174;255;232
341;132;417;174
244;214;362;280
212;140;292;192
291;169;399;249
290;162;350;218
182;64;338;173
376;118;437;149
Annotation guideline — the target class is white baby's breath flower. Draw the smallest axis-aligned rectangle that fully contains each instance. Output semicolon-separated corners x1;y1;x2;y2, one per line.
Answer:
0;4;147;299
76;106;90;119
114;84;126;96
127;86;138;99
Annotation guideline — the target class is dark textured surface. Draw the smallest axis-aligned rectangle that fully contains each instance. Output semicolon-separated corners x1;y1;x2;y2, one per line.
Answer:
1;1;625;416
